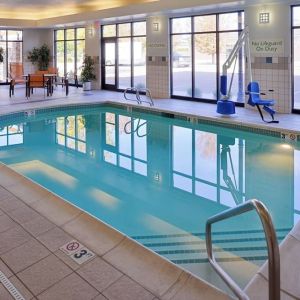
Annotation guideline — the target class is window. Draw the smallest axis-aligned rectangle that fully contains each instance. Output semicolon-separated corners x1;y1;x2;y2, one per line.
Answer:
0;30;22;83
170;12;244;102
0;124;23;147
56;115;86;153
101;21;146;90
293;6;300;111
103;112;147;176
54;28;85;84
172;125;245;207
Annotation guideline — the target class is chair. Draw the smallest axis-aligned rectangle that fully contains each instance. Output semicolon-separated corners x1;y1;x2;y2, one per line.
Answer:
47;67;59;90
247;81;279;123
55;76;69;96
9;62;26;97
66;71;79;88
26;74;50;98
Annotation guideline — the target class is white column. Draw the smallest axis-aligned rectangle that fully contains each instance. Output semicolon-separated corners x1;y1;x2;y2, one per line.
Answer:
245;3;291;113
85;22;101;90
146;15;170;99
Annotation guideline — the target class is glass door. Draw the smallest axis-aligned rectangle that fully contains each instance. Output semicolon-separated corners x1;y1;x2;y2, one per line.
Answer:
102;39;116;89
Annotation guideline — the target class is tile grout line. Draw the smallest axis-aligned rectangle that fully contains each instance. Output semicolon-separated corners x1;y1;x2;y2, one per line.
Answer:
1;179;160;299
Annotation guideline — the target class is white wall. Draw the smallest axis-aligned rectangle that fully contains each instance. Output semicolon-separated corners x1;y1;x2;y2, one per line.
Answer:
246;4;291;58
23;29;54;74
245;3;291;113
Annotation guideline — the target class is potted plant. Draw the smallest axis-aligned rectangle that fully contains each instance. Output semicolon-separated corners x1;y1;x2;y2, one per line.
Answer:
0;47;4;63
80;56;96;91
27;44;50;71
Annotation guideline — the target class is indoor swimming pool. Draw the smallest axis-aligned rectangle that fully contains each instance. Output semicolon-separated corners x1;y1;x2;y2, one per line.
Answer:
0;104;299;291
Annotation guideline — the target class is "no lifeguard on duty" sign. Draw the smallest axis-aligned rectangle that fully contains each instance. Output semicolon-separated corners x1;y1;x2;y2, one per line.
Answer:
251;39;284;55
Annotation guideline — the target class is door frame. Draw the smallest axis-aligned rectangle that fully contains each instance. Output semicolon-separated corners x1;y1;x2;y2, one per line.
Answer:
101;38;118;90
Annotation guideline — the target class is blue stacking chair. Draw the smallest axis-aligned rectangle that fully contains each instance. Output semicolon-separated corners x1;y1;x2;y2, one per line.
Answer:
247;81;279;123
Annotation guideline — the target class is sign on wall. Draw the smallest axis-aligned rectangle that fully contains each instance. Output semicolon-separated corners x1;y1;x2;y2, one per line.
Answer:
147;43;167;48
251;39;284;55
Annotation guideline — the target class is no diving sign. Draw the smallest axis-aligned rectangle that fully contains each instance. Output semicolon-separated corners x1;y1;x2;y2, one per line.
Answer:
60;240;95;264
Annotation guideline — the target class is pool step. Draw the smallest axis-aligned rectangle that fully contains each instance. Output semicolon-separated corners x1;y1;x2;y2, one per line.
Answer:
132;228;290;265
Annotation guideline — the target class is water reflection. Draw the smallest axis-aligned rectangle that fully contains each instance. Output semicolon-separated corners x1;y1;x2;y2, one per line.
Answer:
103;113;147;176
0;109;298;234
0;124;23;147
56;115;86;153
172;126;244;207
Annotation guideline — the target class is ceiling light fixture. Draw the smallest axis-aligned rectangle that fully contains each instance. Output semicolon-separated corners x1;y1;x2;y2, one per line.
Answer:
259;12;270;24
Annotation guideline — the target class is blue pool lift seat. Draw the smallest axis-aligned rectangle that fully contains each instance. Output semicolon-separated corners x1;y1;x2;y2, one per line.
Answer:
247;81;279;123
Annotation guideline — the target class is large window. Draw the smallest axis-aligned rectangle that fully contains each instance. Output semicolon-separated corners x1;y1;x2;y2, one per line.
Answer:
170;12;244;102
0;30;22;83
101;22;146;90
293;6;300;111
54;28;85;84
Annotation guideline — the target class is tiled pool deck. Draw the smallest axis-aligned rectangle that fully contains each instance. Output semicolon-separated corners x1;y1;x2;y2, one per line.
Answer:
0;86;300;299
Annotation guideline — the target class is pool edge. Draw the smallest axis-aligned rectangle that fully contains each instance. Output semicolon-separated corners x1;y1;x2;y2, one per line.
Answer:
0;99;299;139
0;162;233;300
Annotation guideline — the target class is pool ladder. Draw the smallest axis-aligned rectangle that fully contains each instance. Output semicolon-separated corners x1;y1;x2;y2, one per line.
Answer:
124;87;154;106
206;199;280;300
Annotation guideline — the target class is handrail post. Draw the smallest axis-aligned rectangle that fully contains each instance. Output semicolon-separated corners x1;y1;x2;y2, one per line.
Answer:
205;199;280;300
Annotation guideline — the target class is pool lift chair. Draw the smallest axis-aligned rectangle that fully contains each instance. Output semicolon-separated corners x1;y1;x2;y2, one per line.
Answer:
246;81;279;123
217;26;279;123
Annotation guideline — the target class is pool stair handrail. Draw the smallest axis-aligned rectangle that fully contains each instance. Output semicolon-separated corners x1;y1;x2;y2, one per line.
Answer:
124;87;154;106
124;87;141;104
205;199;280;300
136;88;154;106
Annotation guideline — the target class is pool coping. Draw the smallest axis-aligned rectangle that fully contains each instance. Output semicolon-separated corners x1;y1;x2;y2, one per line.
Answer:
0;162;233;300
0;98;300;140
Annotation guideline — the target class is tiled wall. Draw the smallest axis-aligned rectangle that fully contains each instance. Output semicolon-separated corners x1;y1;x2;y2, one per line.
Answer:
247;56;291;113
146;56;170;99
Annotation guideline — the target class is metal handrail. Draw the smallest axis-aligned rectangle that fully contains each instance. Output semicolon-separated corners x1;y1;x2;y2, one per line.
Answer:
124;87;141;104
136;88;154;106
206;199;280;300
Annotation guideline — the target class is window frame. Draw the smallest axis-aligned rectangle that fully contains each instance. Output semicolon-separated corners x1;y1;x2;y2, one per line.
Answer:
101;21;146;91
0;29;23;85
292;5;300;113
54;27;85;86
170;10;244;105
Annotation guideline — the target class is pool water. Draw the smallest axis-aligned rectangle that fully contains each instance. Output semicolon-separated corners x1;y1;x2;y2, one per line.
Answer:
0;105;299;291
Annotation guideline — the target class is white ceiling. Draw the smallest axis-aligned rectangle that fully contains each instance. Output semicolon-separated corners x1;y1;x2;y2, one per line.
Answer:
0;0;298;27
0;0;157;20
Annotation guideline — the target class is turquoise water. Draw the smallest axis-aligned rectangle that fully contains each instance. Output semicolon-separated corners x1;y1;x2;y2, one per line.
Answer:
0;105;299;289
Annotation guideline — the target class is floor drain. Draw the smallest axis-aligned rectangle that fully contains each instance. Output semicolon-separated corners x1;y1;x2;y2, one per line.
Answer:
0;271;25;300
